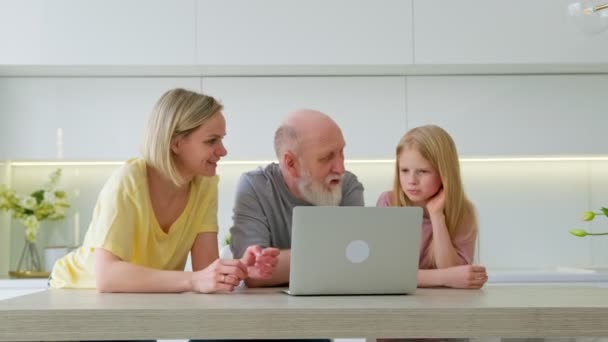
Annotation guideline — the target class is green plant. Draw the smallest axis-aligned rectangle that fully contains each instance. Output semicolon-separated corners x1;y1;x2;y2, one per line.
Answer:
569;208;608;237
0;169;70;243
223;233;231;246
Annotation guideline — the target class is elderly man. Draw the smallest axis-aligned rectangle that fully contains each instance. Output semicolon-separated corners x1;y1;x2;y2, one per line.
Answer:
230;109;365;288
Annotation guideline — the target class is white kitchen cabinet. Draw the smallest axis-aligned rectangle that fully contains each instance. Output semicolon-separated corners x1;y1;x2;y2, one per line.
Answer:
2;0;607;73
414;0;608;65
196;0;413;66
0;0;196;65
0;77;201;160
203;76;407;161
406;75;608;156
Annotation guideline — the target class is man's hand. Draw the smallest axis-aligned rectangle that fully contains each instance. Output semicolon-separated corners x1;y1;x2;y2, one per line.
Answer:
240;245;280;280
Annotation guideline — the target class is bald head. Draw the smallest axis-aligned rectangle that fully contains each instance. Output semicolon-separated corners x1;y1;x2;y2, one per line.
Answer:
274;109;342;159
274;109;347;204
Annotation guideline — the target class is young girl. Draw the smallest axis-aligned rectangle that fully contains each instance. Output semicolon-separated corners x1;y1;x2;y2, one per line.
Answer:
50;88;279;293
377;125;487;289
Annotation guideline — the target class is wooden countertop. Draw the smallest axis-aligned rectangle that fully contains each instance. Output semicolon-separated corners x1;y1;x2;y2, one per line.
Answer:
2;285;608;341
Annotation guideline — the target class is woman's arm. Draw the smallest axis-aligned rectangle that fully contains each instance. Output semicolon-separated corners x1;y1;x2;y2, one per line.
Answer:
191;232;281;289
191;232;220;271
95;231;247;293
95;248;193;293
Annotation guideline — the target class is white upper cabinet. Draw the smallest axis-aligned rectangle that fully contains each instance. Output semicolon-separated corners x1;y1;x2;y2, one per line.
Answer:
414;0;608;64
4;0;607;70
0;0;196;65
0;78;201;160
196;0;414;65
203;77;407;160
406;75;608;156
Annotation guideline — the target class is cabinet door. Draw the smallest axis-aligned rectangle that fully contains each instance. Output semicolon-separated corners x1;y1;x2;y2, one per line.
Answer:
0;0;196;65
0;77;201;160
197;0;413;65
414;0;608;64
203;76;407;160
406;75;608;156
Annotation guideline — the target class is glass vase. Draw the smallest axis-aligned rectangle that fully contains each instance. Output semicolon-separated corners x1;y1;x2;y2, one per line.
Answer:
9;238;49;278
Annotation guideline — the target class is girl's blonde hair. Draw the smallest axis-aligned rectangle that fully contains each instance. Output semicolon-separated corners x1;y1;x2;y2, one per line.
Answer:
391;125;477;266
141;88;223;187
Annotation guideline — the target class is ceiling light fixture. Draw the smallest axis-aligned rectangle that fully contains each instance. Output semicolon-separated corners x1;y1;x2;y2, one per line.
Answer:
568;0;608;34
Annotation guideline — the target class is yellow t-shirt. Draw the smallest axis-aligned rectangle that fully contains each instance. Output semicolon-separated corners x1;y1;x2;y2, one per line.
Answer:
50;158;219;289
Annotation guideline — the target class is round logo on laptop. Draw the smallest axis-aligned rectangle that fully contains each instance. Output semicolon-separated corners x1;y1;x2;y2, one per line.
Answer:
345;240;370;263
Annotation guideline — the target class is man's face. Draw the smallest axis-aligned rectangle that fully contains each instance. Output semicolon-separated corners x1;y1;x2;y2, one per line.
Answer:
296;129;346;206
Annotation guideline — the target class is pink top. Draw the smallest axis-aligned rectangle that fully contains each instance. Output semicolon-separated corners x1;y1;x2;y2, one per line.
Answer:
376;191;476;269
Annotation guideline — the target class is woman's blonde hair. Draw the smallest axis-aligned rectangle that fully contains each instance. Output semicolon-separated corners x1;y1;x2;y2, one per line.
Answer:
141;88;223;187
391;125;477;266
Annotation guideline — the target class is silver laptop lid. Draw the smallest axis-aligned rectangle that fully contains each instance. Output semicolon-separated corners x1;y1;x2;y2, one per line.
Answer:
288;206;422;296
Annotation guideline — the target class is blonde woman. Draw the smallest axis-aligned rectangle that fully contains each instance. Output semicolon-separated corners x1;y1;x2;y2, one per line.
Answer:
50;88;279;293
376;125;487;289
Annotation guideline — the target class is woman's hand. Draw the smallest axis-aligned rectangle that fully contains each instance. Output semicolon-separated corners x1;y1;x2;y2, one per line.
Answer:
241;245;280;280
190;258;248;293
441;264;488;289
426;188;446;217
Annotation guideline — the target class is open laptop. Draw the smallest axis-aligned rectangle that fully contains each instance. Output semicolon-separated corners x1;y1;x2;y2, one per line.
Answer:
285;206;422;296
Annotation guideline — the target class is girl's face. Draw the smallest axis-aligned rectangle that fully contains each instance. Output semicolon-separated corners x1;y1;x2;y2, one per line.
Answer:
398;147;442;206
172;111;228;179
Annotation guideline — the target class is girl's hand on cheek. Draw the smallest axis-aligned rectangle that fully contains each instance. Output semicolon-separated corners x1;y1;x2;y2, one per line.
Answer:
426;188;445;217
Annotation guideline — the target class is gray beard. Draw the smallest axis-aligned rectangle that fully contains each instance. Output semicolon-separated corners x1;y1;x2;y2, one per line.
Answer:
297;174;343;206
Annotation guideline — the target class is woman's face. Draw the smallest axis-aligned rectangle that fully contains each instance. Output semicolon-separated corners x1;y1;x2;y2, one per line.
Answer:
172;112;228;179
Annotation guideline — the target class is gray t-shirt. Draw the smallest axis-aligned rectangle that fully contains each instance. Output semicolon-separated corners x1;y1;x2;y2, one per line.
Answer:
229;163;365;258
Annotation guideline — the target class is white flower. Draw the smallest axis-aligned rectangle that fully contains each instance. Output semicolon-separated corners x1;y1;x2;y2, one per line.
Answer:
25;226;38;243
21;215;39;230
49;206;65;219
43;169;61;191
0;168;69;242
43;191;56;204
55;197;69;207
20;196;37;210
